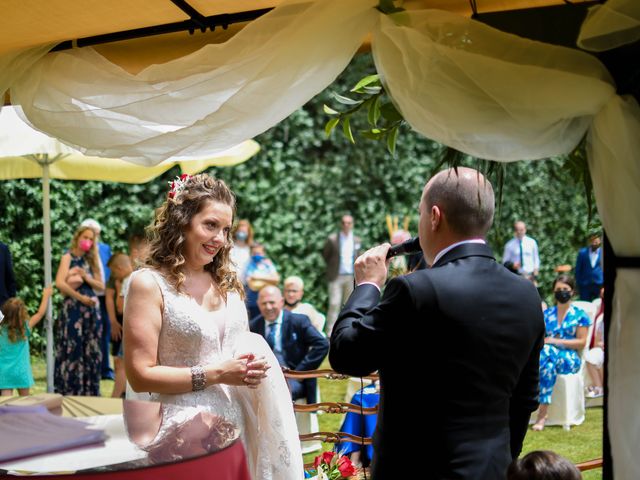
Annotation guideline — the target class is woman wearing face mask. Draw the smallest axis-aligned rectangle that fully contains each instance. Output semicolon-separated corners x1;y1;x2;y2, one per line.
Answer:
531;274;591;431
244;243;280;320
54;225;105;395
229;219;253;285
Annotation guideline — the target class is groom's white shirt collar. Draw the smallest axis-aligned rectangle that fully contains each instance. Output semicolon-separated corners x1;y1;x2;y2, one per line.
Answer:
432;239;486;266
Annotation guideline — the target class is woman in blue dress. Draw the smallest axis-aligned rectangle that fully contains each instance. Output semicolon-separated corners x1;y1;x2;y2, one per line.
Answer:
54;225;105;395
532;274;591;431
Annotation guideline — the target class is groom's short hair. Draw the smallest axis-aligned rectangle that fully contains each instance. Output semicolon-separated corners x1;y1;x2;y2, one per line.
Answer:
425;167;494;237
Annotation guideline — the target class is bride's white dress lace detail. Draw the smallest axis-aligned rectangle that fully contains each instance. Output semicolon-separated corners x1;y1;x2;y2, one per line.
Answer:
129;268;303;479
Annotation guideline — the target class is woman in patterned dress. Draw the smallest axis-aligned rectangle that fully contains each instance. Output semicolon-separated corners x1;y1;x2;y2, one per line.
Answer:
532;274;591;430
54;225;104;395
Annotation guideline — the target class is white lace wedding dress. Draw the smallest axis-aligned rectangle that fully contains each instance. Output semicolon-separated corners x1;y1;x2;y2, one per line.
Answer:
127;268;303;479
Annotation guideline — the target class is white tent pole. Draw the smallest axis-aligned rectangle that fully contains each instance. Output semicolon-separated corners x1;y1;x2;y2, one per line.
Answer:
42;160;54;392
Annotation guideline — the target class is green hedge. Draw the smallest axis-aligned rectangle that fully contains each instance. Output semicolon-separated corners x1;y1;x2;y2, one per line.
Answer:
0;54;598;355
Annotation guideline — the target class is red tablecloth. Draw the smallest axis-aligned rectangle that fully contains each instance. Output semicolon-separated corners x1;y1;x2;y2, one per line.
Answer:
32;441;250;480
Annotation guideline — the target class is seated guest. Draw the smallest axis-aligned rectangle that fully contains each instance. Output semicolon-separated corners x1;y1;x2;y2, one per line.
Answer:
532;274;591;431
507;450;582;480
245;243;279;319
335;381;380;468
250;285;328;402
585;313;604;398
283;276;326;333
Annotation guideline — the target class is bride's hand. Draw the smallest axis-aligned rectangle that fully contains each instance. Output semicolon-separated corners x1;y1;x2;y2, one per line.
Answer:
209;354;270;388
210;354;254;387
243;355;270;389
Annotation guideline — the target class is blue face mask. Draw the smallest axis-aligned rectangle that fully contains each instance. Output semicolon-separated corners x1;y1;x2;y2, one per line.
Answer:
235;231;248;242
252;254;264;262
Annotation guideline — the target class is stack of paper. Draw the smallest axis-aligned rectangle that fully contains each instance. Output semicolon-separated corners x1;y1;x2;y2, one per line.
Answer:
0;407;107;462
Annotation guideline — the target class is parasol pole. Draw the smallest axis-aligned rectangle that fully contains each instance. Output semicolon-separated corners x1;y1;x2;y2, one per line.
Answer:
41;157;54;392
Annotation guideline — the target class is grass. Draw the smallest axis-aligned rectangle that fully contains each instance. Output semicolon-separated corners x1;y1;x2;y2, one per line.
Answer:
30;355;115;398
30;356;602;478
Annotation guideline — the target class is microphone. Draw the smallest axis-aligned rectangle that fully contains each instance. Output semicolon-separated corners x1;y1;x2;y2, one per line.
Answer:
386;236;421;259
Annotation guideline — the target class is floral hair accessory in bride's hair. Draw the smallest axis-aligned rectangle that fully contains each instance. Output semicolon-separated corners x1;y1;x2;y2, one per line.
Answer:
168;174;191;199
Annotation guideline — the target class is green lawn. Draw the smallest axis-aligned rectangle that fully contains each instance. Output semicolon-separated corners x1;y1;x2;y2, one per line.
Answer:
30;356;602;478
30;355;115;397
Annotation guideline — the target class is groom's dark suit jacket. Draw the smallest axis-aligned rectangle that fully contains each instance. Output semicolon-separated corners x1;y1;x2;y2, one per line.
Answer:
330;243;544;480
250;309;329;403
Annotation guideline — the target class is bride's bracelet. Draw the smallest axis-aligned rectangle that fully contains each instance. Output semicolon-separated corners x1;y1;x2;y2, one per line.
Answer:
190;365;207;391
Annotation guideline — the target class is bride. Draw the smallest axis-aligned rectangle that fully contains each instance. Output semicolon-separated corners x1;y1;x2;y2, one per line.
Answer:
124;173;303;479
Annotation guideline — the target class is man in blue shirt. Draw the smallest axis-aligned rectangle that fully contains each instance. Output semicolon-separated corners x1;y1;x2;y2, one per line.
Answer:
575;233;603;301
249;285;328;403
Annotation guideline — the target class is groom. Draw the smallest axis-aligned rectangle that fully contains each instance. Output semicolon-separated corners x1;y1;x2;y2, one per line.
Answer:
329;167;544;480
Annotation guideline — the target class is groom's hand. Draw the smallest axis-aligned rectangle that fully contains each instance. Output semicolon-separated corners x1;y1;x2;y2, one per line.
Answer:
355;243;391;289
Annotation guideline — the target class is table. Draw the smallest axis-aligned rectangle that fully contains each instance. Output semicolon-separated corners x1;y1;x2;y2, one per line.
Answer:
0;396;251;480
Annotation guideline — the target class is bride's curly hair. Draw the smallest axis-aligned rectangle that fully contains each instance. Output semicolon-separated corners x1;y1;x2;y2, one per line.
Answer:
144;174;244;299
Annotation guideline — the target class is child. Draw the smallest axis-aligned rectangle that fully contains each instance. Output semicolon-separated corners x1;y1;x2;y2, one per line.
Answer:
507;450;582;479
106;253;133;398
0;287;53;396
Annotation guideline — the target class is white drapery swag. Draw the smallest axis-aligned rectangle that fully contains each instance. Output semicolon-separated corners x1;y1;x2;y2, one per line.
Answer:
577;0;640;52
2;0;640;476
9;0;380;165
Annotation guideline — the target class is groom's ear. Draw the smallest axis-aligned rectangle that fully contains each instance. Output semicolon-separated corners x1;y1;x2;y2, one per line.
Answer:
431;205;442;231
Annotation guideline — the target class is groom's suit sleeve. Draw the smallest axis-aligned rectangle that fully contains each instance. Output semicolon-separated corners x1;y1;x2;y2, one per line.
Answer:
509;325;544;459
329;277;413;377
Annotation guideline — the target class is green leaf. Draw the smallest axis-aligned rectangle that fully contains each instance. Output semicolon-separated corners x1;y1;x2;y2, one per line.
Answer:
332;92;363;106
363;85;382;94
380;102;403;122
323;104;339;115
361;129;385;140
342;117;355;144
350;74;380;93
387;125;399;155
324;117;340;137
367;95;381;126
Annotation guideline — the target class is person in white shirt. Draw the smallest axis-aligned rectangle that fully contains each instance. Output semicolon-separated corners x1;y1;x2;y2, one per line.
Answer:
283;276;326;334
503;221;540;280
322;215;361;336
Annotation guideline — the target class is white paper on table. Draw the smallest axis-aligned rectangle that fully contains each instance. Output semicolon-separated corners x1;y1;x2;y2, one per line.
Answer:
0;415;147;473
0;412;106;462
0;414;146;472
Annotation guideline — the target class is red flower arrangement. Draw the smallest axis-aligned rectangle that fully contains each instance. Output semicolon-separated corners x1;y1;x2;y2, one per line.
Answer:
308;451;357;479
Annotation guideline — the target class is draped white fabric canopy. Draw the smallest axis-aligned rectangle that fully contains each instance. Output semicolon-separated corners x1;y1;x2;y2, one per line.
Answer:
1;0;639;476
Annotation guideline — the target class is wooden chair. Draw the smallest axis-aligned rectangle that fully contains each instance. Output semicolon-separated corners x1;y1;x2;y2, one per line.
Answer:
283;368;379;470
576;458;603;472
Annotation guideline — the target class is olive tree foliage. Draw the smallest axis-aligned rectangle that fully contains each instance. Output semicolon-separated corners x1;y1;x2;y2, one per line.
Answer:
0;54;597;354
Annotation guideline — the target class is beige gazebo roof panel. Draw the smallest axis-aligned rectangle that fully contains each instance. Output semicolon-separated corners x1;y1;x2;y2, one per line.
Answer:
1;0;593;58
1;0;190;54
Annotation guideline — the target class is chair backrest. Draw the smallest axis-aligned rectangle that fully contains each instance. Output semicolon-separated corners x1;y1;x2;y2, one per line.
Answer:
572;300;598;356
283;368;379;470
572;300;597;323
